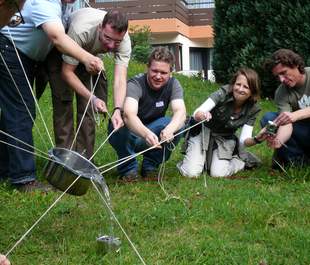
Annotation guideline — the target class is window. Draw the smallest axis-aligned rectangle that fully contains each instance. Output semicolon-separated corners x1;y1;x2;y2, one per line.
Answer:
182;0;215;9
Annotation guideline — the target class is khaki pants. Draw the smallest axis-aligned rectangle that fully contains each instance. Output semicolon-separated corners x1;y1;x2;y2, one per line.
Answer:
46;48;107;159
177;132;245;178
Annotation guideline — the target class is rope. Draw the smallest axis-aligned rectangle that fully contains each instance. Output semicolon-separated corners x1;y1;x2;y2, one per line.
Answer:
6;29;54;148
91;179;147;265
5;175;83;257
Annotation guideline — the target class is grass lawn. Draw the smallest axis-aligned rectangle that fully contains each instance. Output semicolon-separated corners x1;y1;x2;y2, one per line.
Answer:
0;58;309;265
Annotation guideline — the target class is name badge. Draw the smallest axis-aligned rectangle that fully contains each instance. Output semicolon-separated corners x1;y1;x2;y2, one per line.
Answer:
156;101;164;107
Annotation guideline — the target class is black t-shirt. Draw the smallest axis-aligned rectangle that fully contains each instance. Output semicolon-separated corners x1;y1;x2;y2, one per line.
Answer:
126;73;183;124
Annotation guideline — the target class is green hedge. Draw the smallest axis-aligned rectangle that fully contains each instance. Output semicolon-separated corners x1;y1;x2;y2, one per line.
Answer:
213;0;310;97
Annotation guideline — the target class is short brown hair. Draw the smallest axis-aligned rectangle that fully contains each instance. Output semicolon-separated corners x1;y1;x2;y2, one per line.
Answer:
229;68;260;103
102;10;128;33
147;46;175;71
264;49;305;74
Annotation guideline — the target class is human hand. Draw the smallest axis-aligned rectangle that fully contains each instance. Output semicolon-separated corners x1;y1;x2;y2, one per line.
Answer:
194;111;212;122
111;109;124;130
84;55;103;75
92;97;108;113
266;137;282;149
255;127;268;142
160;128;174;143
0;254;10;265
145;131;161;148
274;111;295;126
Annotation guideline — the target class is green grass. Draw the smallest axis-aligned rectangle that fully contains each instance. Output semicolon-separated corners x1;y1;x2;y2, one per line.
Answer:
0;58;309;265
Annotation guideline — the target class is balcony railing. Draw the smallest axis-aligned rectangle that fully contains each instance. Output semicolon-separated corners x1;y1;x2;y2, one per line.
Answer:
89;0;214;26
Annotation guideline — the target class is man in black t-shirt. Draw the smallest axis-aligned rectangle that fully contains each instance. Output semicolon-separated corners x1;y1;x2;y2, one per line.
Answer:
109;47;186;181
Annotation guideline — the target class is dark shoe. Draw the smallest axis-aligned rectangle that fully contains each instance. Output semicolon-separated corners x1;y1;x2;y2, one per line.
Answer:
16;180;53;193
120;171;138;182
141;170;158;181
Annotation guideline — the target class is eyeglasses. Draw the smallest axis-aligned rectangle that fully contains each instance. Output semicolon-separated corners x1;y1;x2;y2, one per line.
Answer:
7;3;25;27
101;32;122;46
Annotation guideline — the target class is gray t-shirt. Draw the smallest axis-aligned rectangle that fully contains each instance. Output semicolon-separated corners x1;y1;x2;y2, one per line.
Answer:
127;73;183;124
275;67;310;112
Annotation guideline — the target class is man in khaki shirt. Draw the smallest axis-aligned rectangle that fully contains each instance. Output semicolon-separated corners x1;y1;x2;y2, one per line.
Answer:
50;8;131;159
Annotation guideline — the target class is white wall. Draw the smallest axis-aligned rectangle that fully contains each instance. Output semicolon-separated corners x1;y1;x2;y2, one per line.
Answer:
151;33;210;71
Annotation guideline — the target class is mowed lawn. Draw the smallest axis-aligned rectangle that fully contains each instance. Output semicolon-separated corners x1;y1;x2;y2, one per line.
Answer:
0;58;309;265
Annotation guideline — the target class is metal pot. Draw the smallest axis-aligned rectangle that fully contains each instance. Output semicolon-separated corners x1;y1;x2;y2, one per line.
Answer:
44;148;103;196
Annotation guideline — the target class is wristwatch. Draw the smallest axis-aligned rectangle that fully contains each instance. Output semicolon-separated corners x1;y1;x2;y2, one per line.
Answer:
253;136;262;144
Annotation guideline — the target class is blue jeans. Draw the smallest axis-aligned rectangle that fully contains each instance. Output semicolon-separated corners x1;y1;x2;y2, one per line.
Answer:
0;34;36;184
109;116;182;176
260;112;310;166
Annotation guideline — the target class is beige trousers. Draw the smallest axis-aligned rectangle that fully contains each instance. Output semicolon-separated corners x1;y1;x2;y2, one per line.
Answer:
177;132;245;178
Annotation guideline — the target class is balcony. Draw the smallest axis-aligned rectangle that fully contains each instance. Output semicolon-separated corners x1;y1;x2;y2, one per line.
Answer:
89;0;214;26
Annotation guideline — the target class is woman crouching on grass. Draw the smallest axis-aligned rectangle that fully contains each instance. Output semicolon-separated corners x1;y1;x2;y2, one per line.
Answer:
178;68;267;178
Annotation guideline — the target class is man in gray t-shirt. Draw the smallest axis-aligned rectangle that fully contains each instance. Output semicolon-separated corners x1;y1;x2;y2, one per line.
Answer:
261;49;310;167
109;47;186;181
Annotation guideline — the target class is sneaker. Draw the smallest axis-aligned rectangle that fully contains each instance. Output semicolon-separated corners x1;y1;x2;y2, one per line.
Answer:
16;180;53;193
120;171;138;182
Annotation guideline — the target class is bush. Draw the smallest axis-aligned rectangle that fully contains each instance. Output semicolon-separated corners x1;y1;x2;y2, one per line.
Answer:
129;25;152;64
212;0;310;97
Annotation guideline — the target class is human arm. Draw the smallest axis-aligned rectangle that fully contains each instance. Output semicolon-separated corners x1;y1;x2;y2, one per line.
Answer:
193;98;216;122
266;123;293;149
241;124;268;147
0;254;10;265
111;64;127;130
123;97;160;147
42;21;103;74
61;62;107;113
160;99;186;142
274;107;310;126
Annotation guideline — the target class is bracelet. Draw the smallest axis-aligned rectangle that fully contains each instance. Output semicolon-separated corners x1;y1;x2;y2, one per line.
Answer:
113;107;123;113
253;136;262;144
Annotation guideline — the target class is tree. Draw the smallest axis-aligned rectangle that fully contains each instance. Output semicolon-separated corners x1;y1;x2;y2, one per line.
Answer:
129;25;152;64
213;0;310;97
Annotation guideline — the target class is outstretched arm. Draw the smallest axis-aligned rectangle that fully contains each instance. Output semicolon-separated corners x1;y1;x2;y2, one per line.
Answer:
42;21;103;74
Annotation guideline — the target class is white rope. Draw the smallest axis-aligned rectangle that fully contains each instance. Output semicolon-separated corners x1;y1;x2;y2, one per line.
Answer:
5;175;83;257
0;52;50;151
0;129;50;159
0;139;51;162
91;179;147;265
4;117;207;259
100;118;207;175
90;127;117;161
69;70;102;151
7;29;54;148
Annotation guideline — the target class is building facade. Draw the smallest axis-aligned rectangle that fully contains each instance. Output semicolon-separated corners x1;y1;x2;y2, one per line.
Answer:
89;0;214;79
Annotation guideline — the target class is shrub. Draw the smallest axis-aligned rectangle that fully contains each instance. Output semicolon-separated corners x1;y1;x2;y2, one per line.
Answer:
212;0;310;97
129;25;152;64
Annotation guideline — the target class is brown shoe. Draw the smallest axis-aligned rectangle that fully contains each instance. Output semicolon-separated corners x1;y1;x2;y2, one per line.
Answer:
16;180;53;193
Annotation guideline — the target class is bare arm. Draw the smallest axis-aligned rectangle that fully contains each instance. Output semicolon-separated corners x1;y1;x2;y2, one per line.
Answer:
274;107;310;125
123;97;160;147
62;62;107;113
267;123;293;149
42;21;103;74
111;64;128;130
160;99;186;142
